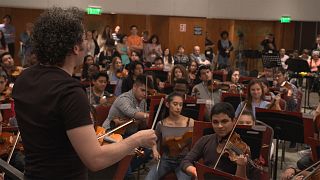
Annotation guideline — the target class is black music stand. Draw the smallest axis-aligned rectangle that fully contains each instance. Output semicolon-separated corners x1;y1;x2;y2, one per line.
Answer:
287;58;312;112
261;54;281;69
255;108;304;180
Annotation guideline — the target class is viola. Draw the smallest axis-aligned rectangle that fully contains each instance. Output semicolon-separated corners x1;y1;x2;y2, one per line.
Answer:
216;132;263;171
208;80;231;92
11;66;23;78
164;131;193;157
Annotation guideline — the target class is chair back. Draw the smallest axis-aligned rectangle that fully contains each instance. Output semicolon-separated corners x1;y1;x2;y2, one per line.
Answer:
221;93;245;111
95;105;111;126
195;162;246;180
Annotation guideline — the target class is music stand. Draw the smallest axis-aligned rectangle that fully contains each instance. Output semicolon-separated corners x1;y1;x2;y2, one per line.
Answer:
261;54;281;69
287;58;312;112
255;108;304;180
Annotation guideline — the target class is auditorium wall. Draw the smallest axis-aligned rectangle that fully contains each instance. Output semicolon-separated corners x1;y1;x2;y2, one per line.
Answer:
0;7;315;69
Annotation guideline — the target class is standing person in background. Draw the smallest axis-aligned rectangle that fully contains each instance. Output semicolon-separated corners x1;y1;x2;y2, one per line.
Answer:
12;7;156;179
217;31;233;69
279;48;289;70
112;25;121;45
308;50;320;72
0;15;15;58
0;30;8;55
19;23;33;67
127;25;143;55
299;49;311;61
85;30;96;58
91;30;100;57
116;34;130;66
313;34;320;51
261;33;276;53
144;34;162;64
97;25;114;50
163;48;174;71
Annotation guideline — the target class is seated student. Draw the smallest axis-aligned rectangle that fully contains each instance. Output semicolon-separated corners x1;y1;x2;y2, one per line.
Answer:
146;92;194;180
181;102;249;179
226;68;241;94
235;79;270;118
102;75;150;132
237;110;255;126
169;64;188;85
274;68;299;112
0;52;23;83
173;45;189;67
86;72;113;107
153;56;164;69
121;61;144;94
81;55;94;81
173;78;189;96
187;60;198;87
192;65;220;121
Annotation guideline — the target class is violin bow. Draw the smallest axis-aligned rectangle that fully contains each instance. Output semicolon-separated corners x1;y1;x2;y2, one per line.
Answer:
151;97;164;130
1;131;21;178
291;160;320;179
97;119;135;140
213;101;247;169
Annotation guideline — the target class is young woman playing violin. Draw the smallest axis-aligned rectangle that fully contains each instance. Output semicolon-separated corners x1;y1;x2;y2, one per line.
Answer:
181;102;250;179
146;92;194;180
235;79;270;118
226;68;241;94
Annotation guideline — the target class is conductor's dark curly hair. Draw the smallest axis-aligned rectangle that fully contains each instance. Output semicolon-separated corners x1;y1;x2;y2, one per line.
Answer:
31;7;84;66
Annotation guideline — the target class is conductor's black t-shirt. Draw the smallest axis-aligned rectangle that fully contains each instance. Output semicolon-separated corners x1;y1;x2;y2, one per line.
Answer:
12;64;92;179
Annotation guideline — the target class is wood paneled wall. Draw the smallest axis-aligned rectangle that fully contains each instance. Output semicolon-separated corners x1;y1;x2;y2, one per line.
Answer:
0;7;300;70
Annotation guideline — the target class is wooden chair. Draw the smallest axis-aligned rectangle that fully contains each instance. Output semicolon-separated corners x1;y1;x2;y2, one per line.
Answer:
95;105;111;126
239;76;255;85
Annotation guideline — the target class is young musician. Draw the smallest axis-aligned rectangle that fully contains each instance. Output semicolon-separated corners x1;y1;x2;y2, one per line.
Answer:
102;75;151;132
181;102;249;179
192;65;220;121
12;8;156;179
274;68;299;112
146;92;194;180
235;79;270;118
86;72;112;107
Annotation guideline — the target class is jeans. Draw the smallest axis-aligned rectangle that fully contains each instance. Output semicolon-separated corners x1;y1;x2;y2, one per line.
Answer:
145;156;191;180
217;54;229;69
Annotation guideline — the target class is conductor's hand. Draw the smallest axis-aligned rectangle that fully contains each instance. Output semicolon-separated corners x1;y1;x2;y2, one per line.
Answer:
133;129;157;148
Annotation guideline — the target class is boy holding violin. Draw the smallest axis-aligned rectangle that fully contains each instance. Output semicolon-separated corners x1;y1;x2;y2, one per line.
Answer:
181;102;249;179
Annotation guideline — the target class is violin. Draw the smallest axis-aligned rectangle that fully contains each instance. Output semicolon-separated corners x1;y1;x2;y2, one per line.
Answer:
116;68;128;79
11;66;23;78
216;132;263;171
95;125;144;157
208;80;231;92
164;131;193;157
267;94;282;111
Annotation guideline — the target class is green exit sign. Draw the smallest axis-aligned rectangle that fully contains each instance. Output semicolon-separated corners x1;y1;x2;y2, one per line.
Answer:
87;7;102;15
280;16;291;23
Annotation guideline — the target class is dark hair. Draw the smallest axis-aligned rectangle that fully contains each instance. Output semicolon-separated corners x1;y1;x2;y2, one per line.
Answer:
167;92;184;103
92;71;109;81
134;74;153;89
130;25;138;30
196;64;211;80
129;61;144;76
154;56;163;63
170;64;188;83
0;30;6;49
259;78;269;88
32;7;84;66
211;102;235;120
0;52;11;63
148;34;160;44
101;25;111;39
119;34;127;44
81;55;94;79
163;48;173;64
3;15;11;22
220;31;229;38
226;68;239;82
275;68;286;76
